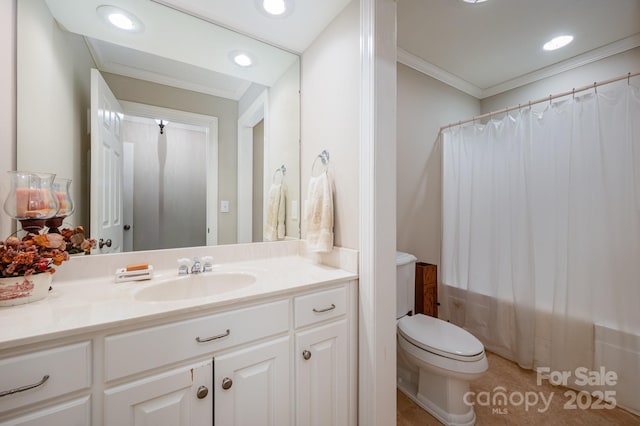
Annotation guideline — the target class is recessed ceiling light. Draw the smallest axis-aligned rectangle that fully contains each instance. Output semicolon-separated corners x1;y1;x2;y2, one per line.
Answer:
256;0;294;18
462;0;489;3
231;52;254;67
263;0;286;15
97;5;144;32
543;35;574;51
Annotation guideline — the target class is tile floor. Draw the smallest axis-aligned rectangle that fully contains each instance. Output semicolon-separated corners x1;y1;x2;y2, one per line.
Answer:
397;351;640;425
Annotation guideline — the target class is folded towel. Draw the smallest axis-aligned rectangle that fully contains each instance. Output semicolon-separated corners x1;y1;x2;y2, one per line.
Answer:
304;172;333;252
264;183;286;241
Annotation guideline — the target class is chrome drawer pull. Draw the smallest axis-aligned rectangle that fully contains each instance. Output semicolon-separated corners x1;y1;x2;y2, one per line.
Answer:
195;329;230;343
312;303;336;313
0;375;50;398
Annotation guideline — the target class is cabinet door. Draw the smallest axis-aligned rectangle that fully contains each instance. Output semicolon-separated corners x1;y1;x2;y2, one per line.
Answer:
214;337;290;426
295;320;348;426
104;360;212;426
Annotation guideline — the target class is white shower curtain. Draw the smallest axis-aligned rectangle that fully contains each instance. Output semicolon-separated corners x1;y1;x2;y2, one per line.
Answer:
441;85;640;383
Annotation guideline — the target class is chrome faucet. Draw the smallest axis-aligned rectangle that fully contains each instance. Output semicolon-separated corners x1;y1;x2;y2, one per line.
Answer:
202;256;214;272
191;257;202;274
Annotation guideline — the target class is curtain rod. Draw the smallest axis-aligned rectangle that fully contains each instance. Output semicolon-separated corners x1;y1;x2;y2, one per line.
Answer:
440;71;640;132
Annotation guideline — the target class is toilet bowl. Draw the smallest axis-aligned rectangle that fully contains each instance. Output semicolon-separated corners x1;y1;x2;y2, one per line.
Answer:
395;252;487;426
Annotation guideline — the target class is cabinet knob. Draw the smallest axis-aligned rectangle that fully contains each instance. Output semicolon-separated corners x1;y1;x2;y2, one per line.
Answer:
302;350;312;360
196;385;209;399
221;377;233;390
98;238;112;248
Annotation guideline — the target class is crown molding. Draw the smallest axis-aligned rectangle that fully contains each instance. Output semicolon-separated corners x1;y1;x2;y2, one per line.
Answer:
397;48;483;98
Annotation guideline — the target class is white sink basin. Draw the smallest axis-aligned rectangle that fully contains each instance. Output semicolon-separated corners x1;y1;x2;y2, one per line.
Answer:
134;272;257;302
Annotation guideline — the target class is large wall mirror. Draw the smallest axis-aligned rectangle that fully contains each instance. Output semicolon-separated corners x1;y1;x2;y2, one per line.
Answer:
16;0;300;253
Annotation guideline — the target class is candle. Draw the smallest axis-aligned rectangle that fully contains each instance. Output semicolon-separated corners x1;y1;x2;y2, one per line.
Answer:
56;191;69;215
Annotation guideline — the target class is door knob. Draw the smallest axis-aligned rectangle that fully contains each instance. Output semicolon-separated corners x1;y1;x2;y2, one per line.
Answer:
196;386;208;399
123;224;131;231
221;377;232;390
302;350;312;360
98;238;112;248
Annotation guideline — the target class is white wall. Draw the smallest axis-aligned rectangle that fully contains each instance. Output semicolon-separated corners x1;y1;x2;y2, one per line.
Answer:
268;60;300;239
0;0;15;239
301;0;360;249
396;63;480;265
16;0;94;229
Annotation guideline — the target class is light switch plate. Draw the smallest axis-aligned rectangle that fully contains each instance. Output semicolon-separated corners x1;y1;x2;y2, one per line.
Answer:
220;200;229;213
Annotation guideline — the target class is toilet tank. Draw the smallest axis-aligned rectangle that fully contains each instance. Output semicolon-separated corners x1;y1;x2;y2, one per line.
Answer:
396;251;417;319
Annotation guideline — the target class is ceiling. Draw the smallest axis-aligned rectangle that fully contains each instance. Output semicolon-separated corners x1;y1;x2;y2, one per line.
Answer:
176;0;640;99
45;0;301;100
153;0;353;54
45;0;640;100
397;0;640;98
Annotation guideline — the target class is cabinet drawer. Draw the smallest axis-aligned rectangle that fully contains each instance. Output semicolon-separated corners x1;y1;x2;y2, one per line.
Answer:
105;299;289;381
294;286;347;328
0;342;91;413
0;396;91;426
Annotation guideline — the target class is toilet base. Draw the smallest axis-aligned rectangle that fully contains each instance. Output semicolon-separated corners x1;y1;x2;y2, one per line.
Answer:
398;359;477;426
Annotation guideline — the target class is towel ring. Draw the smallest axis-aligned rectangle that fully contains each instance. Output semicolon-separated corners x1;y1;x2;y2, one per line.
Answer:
273;165;286;184
311;150;330;176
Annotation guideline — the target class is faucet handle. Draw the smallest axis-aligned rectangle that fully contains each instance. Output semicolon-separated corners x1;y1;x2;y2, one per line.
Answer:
178;258;190;275
202;256;214;272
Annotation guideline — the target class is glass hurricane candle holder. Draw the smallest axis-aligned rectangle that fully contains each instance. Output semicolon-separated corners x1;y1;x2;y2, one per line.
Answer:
3;171;60;233
46;178;75;233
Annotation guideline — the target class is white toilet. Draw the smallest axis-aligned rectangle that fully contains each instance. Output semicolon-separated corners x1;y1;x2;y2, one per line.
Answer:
396;252;488;426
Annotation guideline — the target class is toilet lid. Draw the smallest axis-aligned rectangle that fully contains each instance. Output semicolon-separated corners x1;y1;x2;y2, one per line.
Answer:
398;314;485;362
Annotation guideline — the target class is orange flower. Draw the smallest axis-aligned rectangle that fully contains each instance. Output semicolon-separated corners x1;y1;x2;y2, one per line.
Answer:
32;234;50;248
51;253;67;266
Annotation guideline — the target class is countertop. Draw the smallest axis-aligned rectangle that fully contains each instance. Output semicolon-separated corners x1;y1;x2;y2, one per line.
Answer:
0;255;357;350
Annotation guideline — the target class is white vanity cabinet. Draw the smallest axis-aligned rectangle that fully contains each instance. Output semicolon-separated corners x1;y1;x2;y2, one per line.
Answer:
0;278;357;426
103;360;213;426
214;337;290;426
293;286;352;426
0;342;92;426
102;299;290;426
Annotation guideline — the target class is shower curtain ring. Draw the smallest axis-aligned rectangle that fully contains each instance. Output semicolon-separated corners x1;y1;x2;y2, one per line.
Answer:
549;95;552;106
594;82;597;93
628;72;631;85
572;88;575;100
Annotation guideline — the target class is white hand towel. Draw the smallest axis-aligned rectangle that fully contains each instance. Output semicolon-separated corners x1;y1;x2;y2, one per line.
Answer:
304;172;333;252
264;183;286;241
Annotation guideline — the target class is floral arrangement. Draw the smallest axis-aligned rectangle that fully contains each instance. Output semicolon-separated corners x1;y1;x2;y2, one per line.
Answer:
60;226;96;255
0;234;69;278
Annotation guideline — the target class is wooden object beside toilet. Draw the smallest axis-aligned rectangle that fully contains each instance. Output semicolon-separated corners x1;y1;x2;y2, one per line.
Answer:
415;262;437;318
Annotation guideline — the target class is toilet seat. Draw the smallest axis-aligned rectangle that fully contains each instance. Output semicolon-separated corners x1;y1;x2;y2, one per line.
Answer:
398;314;484;362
